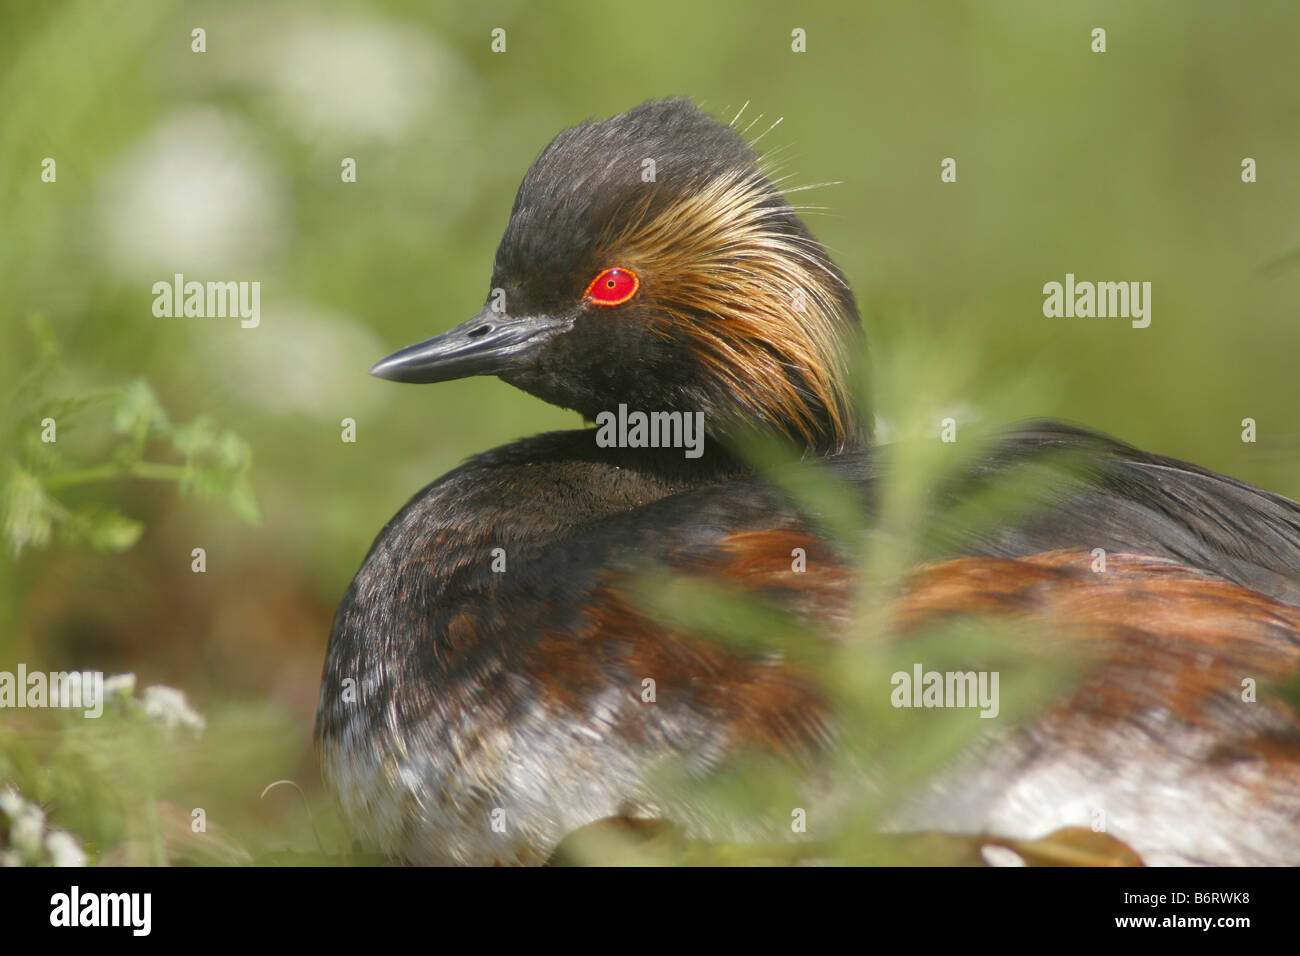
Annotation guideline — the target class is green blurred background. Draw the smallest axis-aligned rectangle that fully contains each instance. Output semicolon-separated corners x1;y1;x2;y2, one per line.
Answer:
2;0;1298;861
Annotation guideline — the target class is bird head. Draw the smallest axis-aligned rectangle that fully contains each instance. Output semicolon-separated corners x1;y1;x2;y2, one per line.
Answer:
371;98;865;455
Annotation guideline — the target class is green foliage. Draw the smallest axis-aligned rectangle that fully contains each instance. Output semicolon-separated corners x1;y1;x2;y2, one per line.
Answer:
1;317;259;557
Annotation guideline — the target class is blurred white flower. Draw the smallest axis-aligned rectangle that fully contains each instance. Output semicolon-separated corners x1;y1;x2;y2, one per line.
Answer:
200;304;388;421
270;19;456;143
208;10;477;145
1;788;89;866
97;109;284;278
101;673;206;733
141;685;206;733
0;787;47;860
44;830;87;867
104;673;138;699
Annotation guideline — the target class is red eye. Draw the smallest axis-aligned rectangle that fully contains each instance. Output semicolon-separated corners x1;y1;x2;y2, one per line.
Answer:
585;267;639;306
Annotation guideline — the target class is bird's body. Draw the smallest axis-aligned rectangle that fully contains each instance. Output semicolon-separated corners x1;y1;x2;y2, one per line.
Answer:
316;99;1300;865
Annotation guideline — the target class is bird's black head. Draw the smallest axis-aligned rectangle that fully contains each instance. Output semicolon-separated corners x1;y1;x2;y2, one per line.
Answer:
372;98;865;454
